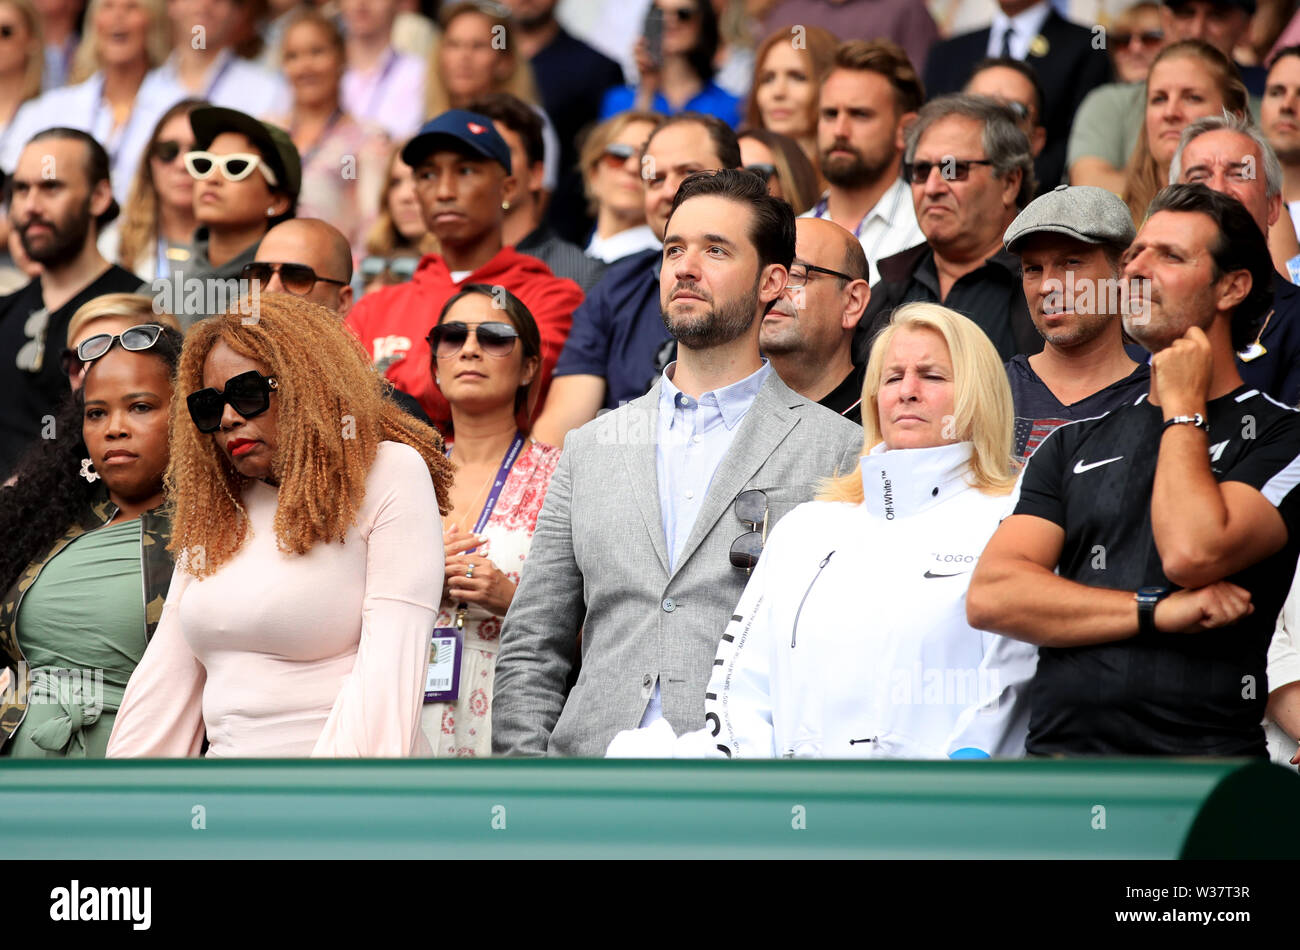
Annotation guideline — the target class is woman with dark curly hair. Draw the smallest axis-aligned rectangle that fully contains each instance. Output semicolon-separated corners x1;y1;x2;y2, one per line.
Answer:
0;323;183;757
108;293;454;758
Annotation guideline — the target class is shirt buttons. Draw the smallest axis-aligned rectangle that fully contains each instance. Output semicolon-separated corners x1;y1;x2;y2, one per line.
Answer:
643;674;654;688
685;490;694;500
662;598;676;612
692;435;702;443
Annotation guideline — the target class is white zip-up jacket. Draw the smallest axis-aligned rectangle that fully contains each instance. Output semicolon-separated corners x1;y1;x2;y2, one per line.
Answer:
705;441;1038;759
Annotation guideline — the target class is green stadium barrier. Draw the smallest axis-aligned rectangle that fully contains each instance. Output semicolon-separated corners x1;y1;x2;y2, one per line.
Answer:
1;758;1297;858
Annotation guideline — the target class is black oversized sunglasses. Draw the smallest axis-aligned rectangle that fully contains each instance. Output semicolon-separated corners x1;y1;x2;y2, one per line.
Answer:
186;370;279;433
427;321;520;358
729;489;768;573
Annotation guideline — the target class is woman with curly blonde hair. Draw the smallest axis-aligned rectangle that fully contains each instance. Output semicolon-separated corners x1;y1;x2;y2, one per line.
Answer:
108;292;455;758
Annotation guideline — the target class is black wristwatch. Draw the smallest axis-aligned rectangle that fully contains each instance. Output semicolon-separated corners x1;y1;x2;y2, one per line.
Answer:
1136;586;1170;635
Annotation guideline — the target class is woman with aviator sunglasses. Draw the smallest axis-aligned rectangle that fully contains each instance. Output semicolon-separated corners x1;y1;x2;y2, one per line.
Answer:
578;110;663;265
423;283;558;757
108;293;454;758
0;324;183;757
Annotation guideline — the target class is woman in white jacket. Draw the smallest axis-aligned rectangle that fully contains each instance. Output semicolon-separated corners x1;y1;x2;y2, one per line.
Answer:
706;302;1038;759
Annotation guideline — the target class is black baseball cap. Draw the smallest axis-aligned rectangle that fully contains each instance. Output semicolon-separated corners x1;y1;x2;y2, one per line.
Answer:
402;109;512;174
189;106;302;199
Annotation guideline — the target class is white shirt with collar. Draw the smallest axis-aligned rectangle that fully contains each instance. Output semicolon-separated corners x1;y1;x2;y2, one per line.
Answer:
986;1;1052;60
153;49;290;120
801;175;925;286
586;225;661;264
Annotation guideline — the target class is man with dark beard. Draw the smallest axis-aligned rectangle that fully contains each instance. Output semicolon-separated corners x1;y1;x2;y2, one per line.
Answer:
1003;184;1150;461
802;40;924;287
493;169;861;756
0;129;141;478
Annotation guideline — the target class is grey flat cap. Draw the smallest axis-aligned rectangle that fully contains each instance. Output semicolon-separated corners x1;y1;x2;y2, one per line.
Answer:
1004;184;1136;254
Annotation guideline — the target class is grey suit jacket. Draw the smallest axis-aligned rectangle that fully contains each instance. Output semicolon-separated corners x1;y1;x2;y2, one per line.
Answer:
492;370;863;756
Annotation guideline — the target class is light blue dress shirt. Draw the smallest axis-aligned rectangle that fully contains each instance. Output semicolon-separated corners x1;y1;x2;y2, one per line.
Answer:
640;358;771;729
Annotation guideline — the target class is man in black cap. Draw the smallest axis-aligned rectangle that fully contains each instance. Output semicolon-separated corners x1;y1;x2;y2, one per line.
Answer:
1003;184;1150;461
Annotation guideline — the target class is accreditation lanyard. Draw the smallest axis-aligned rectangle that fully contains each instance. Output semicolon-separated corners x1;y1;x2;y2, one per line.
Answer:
363;49;400;119
425;431;525;703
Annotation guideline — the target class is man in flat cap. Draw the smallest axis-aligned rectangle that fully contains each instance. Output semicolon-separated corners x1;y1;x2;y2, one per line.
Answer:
1003;183;1150;460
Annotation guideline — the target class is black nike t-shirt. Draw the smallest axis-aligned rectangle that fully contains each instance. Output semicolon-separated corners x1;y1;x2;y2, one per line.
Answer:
1014;386;1300;756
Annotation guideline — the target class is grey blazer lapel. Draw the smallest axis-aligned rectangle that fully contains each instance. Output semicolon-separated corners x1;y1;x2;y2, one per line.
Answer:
620;382;670;575
669;373;799;579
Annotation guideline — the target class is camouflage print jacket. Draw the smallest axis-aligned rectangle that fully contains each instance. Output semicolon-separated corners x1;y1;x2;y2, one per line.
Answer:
0;487;174;752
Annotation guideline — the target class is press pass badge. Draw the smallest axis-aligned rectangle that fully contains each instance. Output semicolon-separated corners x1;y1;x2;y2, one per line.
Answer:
424;627;463;702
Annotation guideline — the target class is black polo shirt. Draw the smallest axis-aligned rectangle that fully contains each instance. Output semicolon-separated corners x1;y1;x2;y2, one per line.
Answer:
818;361;865;425
1014;386;1300;756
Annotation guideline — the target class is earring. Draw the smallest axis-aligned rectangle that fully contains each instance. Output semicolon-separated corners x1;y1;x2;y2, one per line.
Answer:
435;375;441;386
267;206;279;216
501;200;511;211
79;458;99;483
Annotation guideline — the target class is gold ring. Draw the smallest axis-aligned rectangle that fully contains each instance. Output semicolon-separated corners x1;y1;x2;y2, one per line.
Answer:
465;564;475;578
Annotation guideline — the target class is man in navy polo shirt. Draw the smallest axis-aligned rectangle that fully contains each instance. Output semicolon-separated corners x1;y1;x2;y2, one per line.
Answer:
532;112;740;447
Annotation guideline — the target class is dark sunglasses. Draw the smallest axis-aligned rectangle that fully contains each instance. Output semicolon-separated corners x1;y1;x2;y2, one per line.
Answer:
600;142;638;170
427;321;520;359
360;255;419;281
241;262;348;297
63;324;166;376
150;139;188;164
186;370;279;433
903;158;995;184
1112;30;1163;50
745;163;776;182
729;489;768;573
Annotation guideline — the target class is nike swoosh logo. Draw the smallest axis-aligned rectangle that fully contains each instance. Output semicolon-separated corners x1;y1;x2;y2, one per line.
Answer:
923;570;966;579
1073;456;1123;474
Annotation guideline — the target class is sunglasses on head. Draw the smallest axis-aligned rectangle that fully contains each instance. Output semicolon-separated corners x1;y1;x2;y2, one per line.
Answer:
62;323;166;376
241;262;347;297
150;140;189;164
427;321;520;359
360;255;419;281
185;151;279;186
600;143;638;170
729;489;768;573
903;158;994;184
186;370;279;433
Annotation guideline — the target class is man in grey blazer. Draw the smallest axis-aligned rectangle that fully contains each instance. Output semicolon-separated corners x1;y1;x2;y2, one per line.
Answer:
493;169;863;756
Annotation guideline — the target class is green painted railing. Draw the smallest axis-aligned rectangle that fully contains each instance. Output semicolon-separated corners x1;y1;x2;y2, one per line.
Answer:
1;758;1296;858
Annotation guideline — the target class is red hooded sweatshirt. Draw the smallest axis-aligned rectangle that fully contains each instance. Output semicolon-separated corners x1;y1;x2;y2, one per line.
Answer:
346;247;583;425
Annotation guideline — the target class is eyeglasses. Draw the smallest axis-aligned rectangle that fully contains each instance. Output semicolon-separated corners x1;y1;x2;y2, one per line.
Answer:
184;151;278;186
241;262;348;296
1003;101;1031;122
903;158;995;184
186;370;279;433
745;163;776;183
787;262;854;288
427;321;520;359
1112;30;1163;50
62;323;166;377
150;140;189;164
600;143;638;171
729;489;768;573
360;255;419;282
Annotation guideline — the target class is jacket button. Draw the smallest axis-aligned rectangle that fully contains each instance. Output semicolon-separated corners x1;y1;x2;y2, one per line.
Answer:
643;674;653;688
662;598;676;612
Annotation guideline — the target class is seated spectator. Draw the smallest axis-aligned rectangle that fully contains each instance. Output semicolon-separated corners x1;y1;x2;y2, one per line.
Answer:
0;0;47;166
707;301;1037;759
1;0;185;205
1123;40;1248;226
578;110;663;265
742;22;837;173
153;0;288;117
762;217;870;423
1260;45;1300;252
423;283;558;756
800;40;925;287
345;110;582;429
1171;112;1300;404
63;292;180;391
601;0;742;128
925;0;1111;193
505;0;626;246
0;323;183;757
754;0;939;78
107;293;454;758
468;92;606;293
529;112;739;446
964;56;1047;172
246;217;353;315
492;169;863;757
968;183;1300;757
341;0;427;141
738;128;819;215
1068;4;1167;195
359;144;434;294
426;1;559;195
859;95;1042;366
1163;0;1267;95
107;97;202;281
173;105;300;326
273;9;388;262
0;128;142;480
1002;184;1149;461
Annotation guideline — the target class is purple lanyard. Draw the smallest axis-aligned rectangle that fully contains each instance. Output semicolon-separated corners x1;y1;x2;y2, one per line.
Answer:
812;196;868;239
447;431;526;537
295;108;344;171
202;53;236;100
364;49;400;119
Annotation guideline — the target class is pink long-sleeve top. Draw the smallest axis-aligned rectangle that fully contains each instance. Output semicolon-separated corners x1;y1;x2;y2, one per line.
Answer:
107;441;443;758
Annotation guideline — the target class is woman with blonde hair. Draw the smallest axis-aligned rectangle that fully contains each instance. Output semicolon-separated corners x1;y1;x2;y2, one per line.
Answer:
2;0;184;204
61;292;181;390
0;0;43;157
359;143;436;294
704;302;1037;760
107;293;455;758
578;110;662;264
